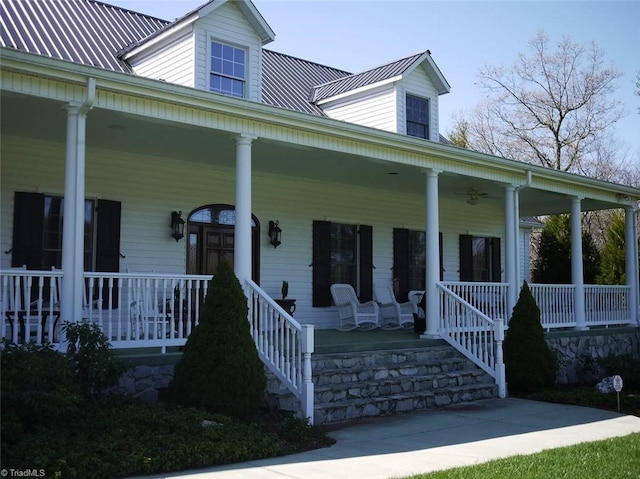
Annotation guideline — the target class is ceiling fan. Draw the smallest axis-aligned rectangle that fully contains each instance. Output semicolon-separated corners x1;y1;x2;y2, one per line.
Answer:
465;187;488;205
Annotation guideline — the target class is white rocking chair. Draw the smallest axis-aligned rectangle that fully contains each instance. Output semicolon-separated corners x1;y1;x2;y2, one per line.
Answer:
330;284;379;331
374;283;416;330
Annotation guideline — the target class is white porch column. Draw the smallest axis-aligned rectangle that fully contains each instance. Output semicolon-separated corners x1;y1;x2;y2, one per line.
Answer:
234;134;255;288
61;101;91;324
625;206;639;325
423;169;441;338
504;184;517;316
571;197;587;330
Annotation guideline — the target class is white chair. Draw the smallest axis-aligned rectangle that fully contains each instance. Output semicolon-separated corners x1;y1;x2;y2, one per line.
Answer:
129;277;165;339
330;284;379;331
374;283;416;330
408;290;426;315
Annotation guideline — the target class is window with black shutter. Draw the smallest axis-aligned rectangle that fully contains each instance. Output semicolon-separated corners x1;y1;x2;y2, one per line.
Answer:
312;221;373;306
459;234;501;282
393;228;443;301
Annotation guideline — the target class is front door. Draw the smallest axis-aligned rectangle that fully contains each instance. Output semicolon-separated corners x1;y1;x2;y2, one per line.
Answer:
186;205;259;282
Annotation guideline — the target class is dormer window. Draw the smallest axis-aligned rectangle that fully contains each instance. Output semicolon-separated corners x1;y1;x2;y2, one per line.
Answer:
406;94;430;139
210;41;246;98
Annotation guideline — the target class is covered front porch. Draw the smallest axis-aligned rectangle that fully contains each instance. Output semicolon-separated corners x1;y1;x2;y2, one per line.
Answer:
1;268;635;350
2;49;639;423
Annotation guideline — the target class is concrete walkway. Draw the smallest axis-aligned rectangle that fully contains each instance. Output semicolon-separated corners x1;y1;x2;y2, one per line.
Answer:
134;398;640;479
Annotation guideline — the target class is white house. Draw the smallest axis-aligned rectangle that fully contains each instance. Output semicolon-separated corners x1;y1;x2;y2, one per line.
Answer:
1;0;639;421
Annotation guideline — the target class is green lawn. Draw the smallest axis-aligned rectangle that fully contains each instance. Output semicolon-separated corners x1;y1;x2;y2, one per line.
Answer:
402;432;640;479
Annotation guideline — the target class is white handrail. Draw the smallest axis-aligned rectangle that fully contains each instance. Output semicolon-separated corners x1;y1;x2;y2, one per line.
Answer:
440;281;508;321
245;279;314;424
438;283;506;398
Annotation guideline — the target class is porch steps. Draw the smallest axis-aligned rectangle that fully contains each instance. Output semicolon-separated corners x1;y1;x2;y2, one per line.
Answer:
267;343;498;425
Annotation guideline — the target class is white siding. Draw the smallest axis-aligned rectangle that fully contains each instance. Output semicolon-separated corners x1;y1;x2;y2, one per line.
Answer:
397;66;440;141
1;135;506;329
519;227;533;284
193;2;263;101
321;85;397;133
130;32;195;87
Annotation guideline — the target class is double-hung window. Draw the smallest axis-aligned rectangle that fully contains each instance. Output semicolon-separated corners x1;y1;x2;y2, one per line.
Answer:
459;235;501;282
406;94;430;139
393;228;443;301
210;41;246;98
330;223;358;287
43;196;95;270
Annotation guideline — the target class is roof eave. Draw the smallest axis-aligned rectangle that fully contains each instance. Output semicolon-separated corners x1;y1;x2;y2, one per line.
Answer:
315;76;401;105
2;48;638;206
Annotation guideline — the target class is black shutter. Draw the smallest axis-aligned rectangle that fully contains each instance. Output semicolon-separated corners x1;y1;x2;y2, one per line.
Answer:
459;234;473;281
393;228;410;301
96;200;121;272
96;200;121;308
12;192;44;269
491;237;501;282
312;220;331;307
359;225;373;302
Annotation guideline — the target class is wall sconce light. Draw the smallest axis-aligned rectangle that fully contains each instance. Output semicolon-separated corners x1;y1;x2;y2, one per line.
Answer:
268;220;282;248
170;211;185;242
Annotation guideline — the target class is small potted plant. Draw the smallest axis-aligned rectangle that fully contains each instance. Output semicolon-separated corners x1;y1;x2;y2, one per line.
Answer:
276;281;295;316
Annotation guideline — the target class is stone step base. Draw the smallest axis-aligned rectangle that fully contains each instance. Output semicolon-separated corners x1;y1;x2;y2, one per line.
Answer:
267;344;498;425
314;383;498;425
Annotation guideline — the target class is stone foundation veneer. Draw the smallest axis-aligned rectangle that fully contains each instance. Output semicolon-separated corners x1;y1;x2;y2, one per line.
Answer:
545;327;639;385
113;327;640;401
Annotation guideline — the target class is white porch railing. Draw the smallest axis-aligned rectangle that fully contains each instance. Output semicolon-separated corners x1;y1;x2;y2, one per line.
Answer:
440;282;508;320
0;269;211;351
438;283;506;398
584;285;631;327
246;279;314;424
528;284;576;330
529;284;633;330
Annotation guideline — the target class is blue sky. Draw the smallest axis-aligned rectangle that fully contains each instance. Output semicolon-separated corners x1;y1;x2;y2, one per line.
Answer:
108;0;640;164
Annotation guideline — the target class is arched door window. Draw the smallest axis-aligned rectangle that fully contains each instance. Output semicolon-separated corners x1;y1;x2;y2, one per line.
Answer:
187;204;260;283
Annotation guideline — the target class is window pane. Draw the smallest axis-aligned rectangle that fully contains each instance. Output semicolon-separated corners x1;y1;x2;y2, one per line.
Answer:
222;59;234;76
212;42;222;58
330;223;357;288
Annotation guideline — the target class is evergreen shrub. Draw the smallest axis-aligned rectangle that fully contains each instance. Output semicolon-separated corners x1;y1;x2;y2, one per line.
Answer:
168;259;266;419
503;282;557;393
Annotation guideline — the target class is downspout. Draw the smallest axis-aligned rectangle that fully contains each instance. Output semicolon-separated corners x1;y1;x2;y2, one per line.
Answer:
61;77;96;333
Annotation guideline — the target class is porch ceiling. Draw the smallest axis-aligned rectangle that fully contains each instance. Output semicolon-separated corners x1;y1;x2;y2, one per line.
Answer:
0;91;626;216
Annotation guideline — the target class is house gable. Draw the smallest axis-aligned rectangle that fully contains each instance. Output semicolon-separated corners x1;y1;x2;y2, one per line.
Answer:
124;0;274;100
315;52;450;141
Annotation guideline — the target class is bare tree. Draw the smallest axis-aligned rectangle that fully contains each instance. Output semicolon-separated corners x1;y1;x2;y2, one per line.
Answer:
450;31;624;174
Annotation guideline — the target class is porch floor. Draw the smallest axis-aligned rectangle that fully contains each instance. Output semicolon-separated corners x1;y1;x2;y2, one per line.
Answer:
314;329;446;354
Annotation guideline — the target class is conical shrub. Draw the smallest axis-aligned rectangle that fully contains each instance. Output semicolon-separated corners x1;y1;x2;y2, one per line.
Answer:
168;259;266;418
503;281;557;393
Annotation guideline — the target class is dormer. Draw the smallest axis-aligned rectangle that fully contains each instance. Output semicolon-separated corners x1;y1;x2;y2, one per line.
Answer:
310;51;450;142
121;0;275;102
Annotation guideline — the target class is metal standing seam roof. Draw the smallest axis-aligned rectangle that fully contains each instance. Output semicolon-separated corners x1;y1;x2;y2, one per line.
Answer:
0;0;443;126
261;50;352;116
0;0;168;73
311;52;425;103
